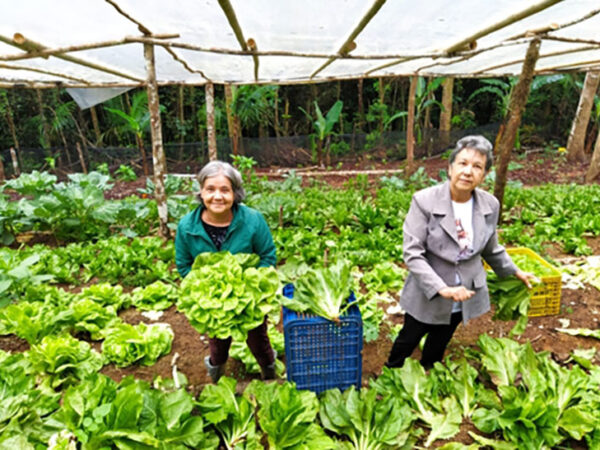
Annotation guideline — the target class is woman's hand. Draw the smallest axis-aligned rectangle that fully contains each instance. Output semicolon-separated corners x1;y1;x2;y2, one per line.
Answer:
515;270;538;289
438;286;475;302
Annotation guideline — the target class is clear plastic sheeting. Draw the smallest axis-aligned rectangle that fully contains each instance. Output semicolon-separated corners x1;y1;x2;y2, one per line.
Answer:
0;0;599;87
66;87;132;109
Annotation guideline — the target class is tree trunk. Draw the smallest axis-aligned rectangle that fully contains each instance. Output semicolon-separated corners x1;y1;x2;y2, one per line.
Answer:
566;71;600;162
316;138;324;167
378;78;385;143
357;78;364;132
585;128;600;182
190;86;199;144
144;43;170;239
205;82;218;161
35;89;51;150
10;147;20;177
406;75;418;169
274;86;280;138
439;77;454;149
76;142;87;174
283;97;290;135
337;81;343;136
89;105;102;145
0;153;5;183
493;39;541;218
4;101;20;155
177;84;185;159
136;134;149;177
224;84;238;155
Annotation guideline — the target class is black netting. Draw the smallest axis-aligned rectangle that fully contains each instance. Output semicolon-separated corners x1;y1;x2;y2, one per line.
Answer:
0;123;500;177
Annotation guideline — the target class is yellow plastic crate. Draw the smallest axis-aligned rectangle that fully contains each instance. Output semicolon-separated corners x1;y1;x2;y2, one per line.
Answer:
485;247;562;317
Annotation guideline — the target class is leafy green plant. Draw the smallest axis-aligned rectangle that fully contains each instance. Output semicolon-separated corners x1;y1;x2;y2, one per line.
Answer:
115;164;137;182
281;260;355;322
29;334;104;389
131;281;177;311
300;100;343;167
197;376;262;449
177;252;280;340
244;380;336;449
101;322;173;367
319;386;417;450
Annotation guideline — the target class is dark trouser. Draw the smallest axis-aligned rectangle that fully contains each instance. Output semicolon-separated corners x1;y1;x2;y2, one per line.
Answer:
208;317;274;367
386;312;462;369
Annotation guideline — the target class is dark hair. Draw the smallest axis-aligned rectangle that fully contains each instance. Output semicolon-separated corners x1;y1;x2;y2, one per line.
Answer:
448;135;494;171
196;161;246;205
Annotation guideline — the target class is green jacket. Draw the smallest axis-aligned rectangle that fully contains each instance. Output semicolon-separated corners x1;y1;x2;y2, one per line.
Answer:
175;203;276;278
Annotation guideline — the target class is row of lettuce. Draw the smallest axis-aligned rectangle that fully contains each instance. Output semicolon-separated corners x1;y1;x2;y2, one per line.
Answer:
2;169;600;261
2;334;600;449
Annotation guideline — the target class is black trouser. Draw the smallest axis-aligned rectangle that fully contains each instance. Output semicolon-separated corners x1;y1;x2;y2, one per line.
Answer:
386;312;462;369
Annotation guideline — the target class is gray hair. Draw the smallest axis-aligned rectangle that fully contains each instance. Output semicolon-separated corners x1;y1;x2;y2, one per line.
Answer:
449;135;494;171
196;161;246;205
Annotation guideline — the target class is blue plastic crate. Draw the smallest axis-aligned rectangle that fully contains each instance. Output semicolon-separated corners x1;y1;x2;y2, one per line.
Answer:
282;283;363;394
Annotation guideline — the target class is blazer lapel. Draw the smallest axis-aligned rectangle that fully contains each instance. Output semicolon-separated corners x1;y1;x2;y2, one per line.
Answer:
432;182;459;245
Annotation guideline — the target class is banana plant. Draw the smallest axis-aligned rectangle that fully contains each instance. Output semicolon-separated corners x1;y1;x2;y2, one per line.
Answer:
300;100;343;167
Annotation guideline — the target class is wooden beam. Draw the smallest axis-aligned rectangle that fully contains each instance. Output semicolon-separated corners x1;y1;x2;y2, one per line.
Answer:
311;0;387;78
217;0;259;81
0;63;91;84
3;34;144;82
474;44;597;74
143;43;170;239
443;0;561;55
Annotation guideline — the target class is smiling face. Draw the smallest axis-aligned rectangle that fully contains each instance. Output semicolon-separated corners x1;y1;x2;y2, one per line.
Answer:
448;148;487;202
200;173;235;218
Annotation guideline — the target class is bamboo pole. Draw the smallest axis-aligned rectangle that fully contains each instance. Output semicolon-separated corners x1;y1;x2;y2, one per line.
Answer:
310;0;387;79
143;43;170;239
9;147;20;177
493;39;541;219
76;142;87;174
406;75;417;169
439;77;454;149
205;82;218;161
566;71;600;162
0;63;91;84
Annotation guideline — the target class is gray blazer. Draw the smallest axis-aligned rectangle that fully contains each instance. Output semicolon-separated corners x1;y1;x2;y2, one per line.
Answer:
400;181;517;324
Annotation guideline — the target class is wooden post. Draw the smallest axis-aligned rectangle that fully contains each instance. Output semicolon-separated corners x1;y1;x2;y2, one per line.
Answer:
585;129;600;182
224;84;238;155
9;147;20;177
566;71;600;162
205;82;218;161
143;42;170;239
493;38;541;218
406;75;418;169
76;142;87;174
89;105;102;144
440;78;454;150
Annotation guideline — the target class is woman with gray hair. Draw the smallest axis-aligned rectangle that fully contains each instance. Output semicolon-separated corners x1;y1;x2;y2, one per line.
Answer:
175;160;277;382
386;135;535;369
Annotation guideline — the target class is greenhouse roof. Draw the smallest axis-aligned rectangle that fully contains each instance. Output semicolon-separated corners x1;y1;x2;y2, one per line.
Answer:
1;0;599;88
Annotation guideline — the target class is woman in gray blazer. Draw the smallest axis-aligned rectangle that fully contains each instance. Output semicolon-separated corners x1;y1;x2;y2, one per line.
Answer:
387;135;535;369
